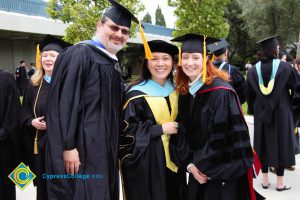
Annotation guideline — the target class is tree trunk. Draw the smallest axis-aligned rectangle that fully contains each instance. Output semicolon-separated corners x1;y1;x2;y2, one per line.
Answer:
297;31;300;57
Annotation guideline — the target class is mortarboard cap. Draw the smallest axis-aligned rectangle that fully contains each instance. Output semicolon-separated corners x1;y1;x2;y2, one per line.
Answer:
171;33;220;82
104;0;139;28
39;34;71;53
36;35;71;69
207;38;229;56
171;33;219;53
146;40;178;57
257;35;278;50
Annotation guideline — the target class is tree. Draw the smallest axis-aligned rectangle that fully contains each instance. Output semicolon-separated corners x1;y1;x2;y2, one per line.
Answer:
168;0;230;38
142;12;152;24
155;5;166;27
240;0;300;50
224;0;257;66
47;0;144;44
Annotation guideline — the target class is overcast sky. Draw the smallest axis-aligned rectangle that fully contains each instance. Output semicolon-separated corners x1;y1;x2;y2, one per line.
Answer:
139;0;176;28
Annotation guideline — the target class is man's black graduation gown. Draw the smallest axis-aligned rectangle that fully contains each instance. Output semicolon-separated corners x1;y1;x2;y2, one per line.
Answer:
213;60;246;104
20;80;50;200
46;44;123;200
15;66;28;96
119;90;181;200
0;69;21;200
170;79;255;200
246;60;300;168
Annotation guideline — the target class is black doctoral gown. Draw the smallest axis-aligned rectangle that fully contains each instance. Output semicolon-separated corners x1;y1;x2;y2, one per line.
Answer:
170;79;255;200
45;43;123;200
20;80;50;200
119;90;182;200
213;60;246;104
246;60;300;168
0;69;21;200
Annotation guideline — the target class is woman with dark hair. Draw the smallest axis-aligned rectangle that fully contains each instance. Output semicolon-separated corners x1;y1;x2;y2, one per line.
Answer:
170;33;259;200
246;36;300;191
119;40;182;200
20;35;71;200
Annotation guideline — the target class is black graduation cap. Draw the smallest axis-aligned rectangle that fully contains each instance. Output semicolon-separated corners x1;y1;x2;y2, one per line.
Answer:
171;33;219;53
257;35;278;50
104;0;139;28
147;40;179;57
39;34;71;53
207;38;229;56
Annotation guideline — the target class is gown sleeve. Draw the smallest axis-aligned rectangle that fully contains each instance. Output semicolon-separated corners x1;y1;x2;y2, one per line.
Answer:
119;97;163;165
246;68;256;115
169;112;193;170
229;67;246;104
0;74;20;141
193;89;253;181
47;45;87;151
289;68;300;126
20;84;35;129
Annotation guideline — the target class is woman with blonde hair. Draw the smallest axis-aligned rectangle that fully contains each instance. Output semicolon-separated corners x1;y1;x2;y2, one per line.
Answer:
170;34;261;200
20;35;70;200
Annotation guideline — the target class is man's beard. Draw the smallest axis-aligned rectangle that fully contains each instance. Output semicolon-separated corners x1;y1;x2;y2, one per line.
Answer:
106;42;125;55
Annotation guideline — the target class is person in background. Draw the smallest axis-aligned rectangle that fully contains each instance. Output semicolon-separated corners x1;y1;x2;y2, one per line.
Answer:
15;60;29;96
45;0;144;199
170;33;261;200
246;36;300;191
27;62;36;79
279;51;287;62
20;35;71;200
207;39;246;104
0;68;21;200
119;40;182;200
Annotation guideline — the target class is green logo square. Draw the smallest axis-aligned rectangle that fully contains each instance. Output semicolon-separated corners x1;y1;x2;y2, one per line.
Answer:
8;162;36;191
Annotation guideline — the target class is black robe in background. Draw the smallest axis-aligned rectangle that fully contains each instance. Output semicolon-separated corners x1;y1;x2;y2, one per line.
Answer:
46;44;123;200
213;60;246;104
170;79;255;200
15;66;28;96
0;69;21;200
20;80;50;200
119;90;181;200
246;60;300;168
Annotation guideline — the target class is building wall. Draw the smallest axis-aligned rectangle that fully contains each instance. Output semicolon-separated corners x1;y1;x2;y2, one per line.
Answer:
0;38;36;73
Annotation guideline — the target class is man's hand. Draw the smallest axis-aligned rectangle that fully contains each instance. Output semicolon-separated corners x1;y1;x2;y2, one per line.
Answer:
63;148;81;175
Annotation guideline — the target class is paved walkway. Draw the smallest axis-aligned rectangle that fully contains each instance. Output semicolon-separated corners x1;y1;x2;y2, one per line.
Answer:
17;116;300;200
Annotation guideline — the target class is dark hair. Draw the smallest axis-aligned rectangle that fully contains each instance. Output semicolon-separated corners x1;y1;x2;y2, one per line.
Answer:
19;60;25;64
279;51;286;59
127;58;175;91
259;46;278;60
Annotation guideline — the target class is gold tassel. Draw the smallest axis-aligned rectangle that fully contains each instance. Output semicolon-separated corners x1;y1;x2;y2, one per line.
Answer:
36;44;41;69
139;22;153;60
178;47;182;66
34;130;38;154
202;35;207;83
211;54;215;62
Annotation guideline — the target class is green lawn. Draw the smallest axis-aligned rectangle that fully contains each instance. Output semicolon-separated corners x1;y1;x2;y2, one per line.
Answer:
242;102;248;115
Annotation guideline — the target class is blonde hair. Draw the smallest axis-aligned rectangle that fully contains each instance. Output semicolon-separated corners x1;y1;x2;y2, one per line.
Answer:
31;56;44;86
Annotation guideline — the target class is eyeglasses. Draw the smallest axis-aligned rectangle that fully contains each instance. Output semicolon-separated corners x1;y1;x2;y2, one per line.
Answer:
107;24;130;36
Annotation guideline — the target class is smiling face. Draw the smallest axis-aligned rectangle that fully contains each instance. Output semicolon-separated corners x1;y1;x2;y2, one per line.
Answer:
181;52;203;82
41;50;59;76
96;18;129;55
147;52;173;86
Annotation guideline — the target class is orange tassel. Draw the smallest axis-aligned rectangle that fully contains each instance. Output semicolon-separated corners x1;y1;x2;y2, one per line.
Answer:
139;22;153;60
202;35;207;83
178;47;182;66
35;44;41;69
34;130;38;155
